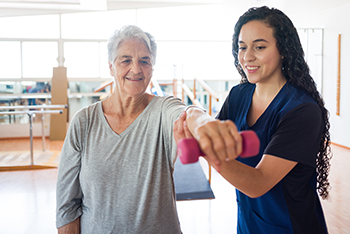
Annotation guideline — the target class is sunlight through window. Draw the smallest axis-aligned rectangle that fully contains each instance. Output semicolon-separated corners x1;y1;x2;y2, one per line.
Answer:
0;41;21;78
64;42;100;78
22;42;58;78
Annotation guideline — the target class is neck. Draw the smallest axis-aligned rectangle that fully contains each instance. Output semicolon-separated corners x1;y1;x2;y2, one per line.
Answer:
254;77;287;102
104;91;154;117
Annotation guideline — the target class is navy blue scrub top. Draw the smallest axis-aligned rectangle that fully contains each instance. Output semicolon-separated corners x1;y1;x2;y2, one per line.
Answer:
217;82;328;234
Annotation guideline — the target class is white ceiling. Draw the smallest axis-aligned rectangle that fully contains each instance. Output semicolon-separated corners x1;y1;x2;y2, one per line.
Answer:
0;0;349;18
0;0;222;17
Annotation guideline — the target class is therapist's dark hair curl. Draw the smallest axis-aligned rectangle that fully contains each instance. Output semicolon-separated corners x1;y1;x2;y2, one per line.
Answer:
232;6;331;199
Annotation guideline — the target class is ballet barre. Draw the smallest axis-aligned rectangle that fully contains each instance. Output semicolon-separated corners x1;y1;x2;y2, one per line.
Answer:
0;105;67;167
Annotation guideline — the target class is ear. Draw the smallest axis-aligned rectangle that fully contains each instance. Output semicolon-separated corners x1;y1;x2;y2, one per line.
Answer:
109;62;114;76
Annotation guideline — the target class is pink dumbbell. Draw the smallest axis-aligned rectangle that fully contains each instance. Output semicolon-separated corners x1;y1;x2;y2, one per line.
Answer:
177;130;260;164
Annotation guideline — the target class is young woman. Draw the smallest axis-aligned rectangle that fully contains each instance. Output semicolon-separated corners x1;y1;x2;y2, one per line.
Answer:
175;6;331;234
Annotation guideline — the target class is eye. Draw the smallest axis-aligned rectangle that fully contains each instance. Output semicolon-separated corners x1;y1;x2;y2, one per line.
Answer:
140;60;151;66
122;59;131;63
256;46;266;50
239;46;246;51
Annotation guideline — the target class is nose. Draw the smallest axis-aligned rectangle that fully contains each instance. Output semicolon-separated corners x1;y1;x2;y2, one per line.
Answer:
243;47;255;62
131;62;142;74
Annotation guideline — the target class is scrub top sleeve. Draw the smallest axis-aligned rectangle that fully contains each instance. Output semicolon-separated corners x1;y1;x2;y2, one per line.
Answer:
216;93;229;120
56;110;85;228
264;103;323;167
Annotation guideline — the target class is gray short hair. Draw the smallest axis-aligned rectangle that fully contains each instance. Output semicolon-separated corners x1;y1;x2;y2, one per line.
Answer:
107;25;157;65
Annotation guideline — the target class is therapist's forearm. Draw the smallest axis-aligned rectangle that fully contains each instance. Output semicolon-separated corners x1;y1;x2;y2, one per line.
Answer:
58;217;80;234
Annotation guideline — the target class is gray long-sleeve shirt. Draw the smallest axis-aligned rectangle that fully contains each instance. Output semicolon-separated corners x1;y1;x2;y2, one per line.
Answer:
56;96;186;234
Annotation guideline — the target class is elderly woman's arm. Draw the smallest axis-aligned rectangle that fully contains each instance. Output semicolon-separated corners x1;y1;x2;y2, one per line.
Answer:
174;108;243;171
58;218;80;234
56;110;85;231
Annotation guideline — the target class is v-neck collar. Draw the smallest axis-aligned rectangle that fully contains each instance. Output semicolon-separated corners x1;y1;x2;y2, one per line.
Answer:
246;82;288;128
98;96;156;138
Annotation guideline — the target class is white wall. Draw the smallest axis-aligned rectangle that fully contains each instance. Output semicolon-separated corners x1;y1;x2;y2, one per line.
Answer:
276;2;350;148
298;2;350;147
0;122;50;138
321;3;350;147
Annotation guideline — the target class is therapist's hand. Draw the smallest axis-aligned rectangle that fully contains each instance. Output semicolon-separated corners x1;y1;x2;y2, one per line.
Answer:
192;119;243;172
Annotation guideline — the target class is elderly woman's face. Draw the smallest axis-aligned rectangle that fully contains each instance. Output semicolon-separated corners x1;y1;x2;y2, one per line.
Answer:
110;38;153;97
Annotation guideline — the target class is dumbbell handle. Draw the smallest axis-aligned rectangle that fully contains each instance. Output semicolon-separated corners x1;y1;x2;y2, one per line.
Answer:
177;130;260;164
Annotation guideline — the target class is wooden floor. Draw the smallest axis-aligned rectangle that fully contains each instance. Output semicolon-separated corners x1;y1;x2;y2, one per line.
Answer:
0;137;349;234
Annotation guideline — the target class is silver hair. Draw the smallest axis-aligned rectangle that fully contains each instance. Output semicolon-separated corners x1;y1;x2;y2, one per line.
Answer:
107;25;157;65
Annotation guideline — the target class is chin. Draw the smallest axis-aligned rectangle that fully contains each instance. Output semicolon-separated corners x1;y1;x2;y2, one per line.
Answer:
246;78;258;84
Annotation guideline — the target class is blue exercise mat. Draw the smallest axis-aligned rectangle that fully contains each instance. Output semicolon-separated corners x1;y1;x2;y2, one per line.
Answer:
174;158;215;201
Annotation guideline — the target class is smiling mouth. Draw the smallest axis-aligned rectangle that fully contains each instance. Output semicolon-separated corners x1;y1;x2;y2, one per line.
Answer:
246;66;259;71
126;77;143;81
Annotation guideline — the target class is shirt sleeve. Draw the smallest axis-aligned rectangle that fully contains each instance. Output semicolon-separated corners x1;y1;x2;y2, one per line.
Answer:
161;96;186;166
216;93;229;120
264;103;323;167
56;109;86;228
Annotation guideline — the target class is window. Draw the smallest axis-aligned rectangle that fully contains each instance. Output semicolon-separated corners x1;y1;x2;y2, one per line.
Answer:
0;41;21;78
298;29;323;93
22;42;58;78
100;42;110;78
64;42;100;78
155;41;237;81
0;15;59;38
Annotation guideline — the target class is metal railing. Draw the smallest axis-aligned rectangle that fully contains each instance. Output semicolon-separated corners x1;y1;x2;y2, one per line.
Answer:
0;104;67;169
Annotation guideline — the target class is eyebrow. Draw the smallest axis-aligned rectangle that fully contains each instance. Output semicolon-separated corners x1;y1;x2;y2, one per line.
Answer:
238;39;269;43
120;55;151;60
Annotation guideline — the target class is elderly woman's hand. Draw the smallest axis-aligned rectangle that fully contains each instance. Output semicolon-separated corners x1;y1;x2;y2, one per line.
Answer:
174;111;193;144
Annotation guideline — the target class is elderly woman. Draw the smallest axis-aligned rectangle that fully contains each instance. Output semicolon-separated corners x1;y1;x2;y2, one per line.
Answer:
56;25;205;234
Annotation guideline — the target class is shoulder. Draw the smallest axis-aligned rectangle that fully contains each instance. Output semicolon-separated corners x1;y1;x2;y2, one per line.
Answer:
70;101;101;128
73;101;100;118
266;102;323;167
228;82;255;99
225;82;254;112
149;96;186;126
152;95;183;104
216;82;254;122
285;83;316;104
231;82;255;92
151;95;185;110
281;102;322;130
276;102;323;146
273;83;318;117
276;84;322;132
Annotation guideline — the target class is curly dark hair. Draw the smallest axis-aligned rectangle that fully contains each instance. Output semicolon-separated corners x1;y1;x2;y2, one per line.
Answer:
232;6;332;199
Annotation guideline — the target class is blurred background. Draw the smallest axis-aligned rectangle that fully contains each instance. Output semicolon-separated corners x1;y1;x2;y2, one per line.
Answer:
1;0;348;148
